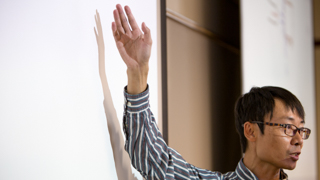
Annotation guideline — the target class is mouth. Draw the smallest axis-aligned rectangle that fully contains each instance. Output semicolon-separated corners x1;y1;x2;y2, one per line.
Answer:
290;152;301;161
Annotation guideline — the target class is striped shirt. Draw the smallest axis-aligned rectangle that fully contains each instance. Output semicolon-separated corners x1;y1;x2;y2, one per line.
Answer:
123;86;288;180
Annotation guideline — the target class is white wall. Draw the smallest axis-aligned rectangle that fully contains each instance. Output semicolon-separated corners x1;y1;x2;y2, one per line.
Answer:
0;0;158;179
241;0;316;179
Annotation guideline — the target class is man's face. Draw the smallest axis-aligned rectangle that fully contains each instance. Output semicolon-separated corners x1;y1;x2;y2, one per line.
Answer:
255;98;304;170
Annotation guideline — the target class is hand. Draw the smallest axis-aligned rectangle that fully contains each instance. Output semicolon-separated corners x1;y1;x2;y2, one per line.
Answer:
112;4;152;94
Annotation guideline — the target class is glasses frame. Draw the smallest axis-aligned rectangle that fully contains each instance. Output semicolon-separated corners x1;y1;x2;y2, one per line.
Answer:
250;121;311;140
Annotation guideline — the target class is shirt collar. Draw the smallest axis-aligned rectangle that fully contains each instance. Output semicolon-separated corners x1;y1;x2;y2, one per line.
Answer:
235;159;288;180
280;169;288;180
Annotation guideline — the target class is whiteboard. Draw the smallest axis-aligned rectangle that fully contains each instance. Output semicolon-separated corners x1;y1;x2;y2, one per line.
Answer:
241;0;316;179
0;0;158;179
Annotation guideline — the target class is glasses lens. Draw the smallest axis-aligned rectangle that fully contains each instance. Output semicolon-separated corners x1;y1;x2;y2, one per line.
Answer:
284;124;311;140
300;128;310;140
285;124;294;136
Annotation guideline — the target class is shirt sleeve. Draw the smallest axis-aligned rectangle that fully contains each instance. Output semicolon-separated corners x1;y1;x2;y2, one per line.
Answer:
123;86;222;180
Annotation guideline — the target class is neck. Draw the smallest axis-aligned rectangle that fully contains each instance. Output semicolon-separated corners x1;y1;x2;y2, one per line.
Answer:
243;153;281;180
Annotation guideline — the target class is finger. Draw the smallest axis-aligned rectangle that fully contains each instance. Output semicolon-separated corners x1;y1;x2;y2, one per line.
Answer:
95;10;101;29
116;4;131;34
112;22;121;42
96;9;100;22
95;12;103;38
141;22;152;45
94;27;98;43
95;14;98;28
124;6;140;32
113;9;125;34
94;15;100;34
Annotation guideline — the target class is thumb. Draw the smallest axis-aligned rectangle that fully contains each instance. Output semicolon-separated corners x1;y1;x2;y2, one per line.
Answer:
141;22;152;45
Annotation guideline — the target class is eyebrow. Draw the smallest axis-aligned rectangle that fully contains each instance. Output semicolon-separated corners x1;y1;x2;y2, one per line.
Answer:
286;116;305;124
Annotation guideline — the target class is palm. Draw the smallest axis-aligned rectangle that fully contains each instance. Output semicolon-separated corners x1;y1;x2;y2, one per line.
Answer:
112;5;152;69
115;28;151;68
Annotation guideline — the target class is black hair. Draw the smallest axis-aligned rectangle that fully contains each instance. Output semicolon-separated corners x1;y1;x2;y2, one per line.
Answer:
234;86;305;153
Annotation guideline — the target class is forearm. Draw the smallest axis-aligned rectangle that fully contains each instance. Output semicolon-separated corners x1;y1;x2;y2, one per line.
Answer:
126;64;149;95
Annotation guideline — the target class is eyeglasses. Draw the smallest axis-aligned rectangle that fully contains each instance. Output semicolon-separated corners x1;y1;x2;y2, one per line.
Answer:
250;121;311;140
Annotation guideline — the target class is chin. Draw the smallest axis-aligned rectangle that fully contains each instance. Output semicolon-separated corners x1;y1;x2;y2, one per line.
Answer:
279;157;299;170
286;166;296;170
283;162;297;170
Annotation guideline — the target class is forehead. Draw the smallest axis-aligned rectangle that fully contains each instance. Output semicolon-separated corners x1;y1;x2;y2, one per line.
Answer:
269;98;304;124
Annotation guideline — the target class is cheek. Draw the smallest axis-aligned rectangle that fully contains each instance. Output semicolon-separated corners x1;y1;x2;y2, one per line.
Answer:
269;138;288;154
258;129;290;159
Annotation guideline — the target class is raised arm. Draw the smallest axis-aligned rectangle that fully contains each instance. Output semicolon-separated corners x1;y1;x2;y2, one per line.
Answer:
112;4;152;94
112;5;221;180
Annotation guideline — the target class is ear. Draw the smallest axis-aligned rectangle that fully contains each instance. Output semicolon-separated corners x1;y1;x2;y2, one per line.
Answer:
243;122;257;142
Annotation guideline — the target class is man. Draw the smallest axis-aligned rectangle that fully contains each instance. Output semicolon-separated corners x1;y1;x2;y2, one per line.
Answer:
111;4;311;180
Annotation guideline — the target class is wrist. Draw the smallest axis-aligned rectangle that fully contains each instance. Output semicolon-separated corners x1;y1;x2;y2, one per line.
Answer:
126;66;148;94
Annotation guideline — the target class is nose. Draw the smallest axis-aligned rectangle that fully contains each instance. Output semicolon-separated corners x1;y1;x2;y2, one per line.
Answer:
291;130;304;146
